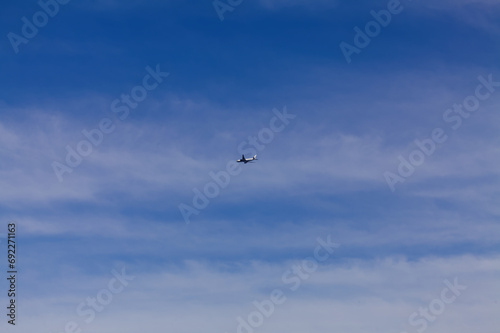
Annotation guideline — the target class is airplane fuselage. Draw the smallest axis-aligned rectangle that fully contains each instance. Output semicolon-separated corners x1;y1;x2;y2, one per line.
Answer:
236;154;257;163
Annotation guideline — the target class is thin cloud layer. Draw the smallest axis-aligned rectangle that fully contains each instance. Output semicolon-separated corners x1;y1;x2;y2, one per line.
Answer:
0;0;498;332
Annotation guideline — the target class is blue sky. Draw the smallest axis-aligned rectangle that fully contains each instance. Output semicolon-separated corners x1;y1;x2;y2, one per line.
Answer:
0;0;499;332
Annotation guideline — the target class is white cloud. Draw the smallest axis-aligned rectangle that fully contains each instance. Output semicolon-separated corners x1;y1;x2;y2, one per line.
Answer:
12;254;500;333
412;0;500;35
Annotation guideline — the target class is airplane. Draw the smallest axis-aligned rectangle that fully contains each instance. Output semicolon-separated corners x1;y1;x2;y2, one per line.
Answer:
237;154;257;164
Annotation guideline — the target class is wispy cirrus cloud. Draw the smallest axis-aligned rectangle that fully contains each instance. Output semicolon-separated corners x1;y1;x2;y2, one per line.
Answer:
13;254;500;333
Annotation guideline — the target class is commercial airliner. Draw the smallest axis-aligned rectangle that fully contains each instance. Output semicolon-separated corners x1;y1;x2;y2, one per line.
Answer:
236;154;257;163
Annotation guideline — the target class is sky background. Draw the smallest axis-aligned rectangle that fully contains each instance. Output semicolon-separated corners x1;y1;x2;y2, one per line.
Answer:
0;0;499;332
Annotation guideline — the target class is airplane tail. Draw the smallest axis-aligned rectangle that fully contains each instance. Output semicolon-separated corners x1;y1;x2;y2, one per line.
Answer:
253;154;257;159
